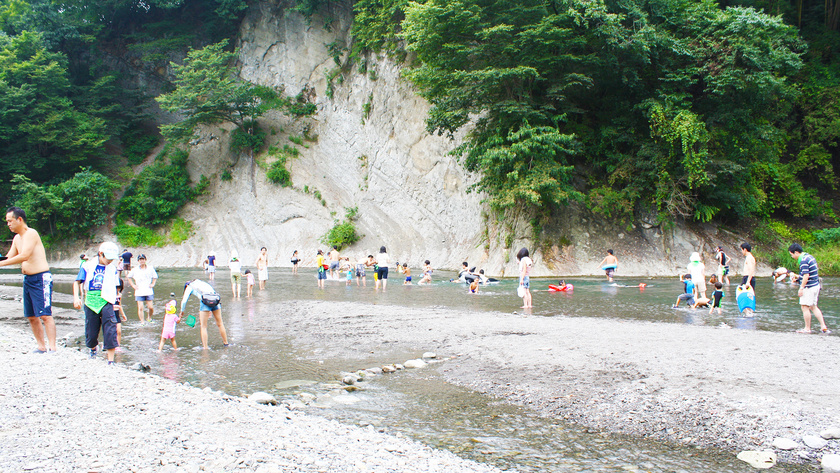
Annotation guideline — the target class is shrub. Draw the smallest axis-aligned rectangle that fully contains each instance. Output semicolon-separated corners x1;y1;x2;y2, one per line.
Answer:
169;218;194;244
221;169;233;181
113;224;165;247
116;147;194;226
266;158;291;187
813;227;840;245
122;131;159;165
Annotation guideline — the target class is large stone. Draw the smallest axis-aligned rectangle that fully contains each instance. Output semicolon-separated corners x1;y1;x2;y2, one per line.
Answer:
422;352;436;359
772;437;799;450
404;359;427;369
381;365;397;373
736;450;777;469
822;454;840;473
248;392;277;405
803;435;828;449
822;427;840;440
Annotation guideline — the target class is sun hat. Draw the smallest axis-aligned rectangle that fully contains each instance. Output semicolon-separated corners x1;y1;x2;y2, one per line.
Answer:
99;242;119;260
689;252;701;262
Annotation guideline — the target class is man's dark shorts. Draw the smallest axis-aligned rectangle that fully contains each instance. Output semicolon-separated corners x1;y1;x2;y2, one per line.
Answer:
23;271;52;318
84;304;119;350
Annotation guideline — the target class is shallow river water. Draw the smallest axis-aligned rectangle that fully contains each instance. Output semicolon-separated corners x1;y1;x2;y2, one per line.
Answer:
41;268;833;472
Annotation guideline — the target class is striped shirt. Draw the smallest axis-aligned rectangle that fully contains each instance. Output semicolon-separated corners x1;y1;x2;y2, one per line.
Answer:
798;253;819;288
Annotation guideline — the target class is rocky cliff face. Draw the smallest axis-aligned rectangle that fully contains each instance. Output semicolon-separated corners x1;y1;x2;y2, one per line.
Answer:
48;0;766;278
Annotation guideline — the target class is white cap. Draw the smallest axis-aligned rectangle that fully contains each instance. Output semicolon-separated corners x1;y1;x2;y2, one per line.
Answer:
99;242;119;260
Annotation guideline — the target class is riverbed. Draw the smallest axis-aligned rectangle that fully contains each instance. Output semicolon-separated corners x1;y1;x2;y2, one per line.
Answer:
2;268;838;471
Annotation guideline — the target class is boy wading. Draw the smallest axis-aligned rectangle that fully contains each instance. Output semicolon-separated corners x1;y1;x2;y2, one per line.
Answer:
74;242;121;363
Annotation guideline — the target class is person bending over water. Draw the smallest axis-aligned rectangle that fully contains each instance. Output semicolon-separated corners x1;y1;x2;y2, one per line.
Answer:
181;279;228;349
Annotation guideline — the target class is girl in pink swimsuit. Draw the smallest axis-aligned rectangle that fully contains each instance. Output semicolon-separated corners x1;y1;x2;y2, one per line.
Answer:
159;299;181;351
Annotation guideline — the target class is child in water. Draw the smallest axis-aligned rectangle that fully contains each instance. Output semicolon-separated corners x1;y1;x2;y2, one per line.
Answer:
469;279;479;293
158;298;181;351
403;263;412;285
673;274;695;308
244;269;255;297
710;281;724;314
344;257;354;285
419;260;433;284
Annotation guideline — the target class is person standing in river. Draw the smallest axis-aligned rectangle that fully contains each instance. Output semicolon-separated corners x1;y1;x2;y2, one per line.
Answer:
128;254;157;322
788;243;830;334
740;243;756;289
328;246;340;280
256;246;269;290
598;250;618;282
119;249;132;277
517;247;533;309
0;207;56;353
73;242;121;363
290;250;300;274
229;251;242;298
203;251;216;281
376;246;390;290
715;246;731;285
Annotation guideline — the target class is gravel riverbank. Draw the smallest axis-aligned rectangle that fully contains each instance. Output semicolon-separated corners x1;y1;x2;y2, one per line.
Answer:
269;300;840;468
0;306;501;472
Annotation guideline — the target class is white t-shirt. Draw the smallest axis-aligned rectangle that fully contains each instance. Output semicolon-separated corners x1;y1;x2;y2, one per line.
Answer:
377;252;390;267
129;265;158;297
229;259;242;273
519;256;532;278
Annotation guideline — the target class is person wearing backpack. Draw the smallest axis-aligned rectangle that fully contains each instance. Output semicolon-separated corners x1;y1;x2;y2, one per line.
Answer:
180;279;229;349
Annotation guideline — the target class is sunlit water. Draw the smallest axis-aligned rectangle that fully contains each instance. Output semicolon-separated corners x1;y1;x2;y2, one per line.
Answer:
13;267;831;472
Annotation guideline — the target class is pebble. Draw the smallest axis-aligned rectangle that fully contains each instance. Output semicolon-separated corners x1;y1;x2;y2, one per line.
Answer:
404;359;427;369
803;434;828;449
823;428;840;440
249;392;278;405
823;454;840;473
772;437;799;450
737;450;776;470
422;352;437;359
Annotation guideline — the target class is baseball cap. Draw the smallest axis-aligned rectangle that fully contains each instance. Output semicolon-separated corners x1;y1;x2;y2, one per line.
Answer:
138;254;147;260
99;242;119;260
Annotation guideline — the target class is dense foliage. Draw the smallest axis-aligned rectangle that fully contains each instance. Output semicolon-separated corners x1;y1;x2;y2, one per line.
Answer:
9;169;116;242
116;148;196;227
0;0;248;206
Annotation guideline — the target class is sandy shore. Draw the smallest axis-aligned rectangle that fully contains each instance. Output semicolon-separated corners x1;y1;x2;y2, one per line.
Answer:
2;284;839;470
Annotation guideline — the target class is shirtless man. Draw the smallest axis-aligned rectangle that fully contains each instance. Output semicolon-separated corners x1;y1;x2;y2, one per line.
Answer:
740;242;756;289
256;246;269;290
598;249;619;282
328;246;340;280
0;207;56;353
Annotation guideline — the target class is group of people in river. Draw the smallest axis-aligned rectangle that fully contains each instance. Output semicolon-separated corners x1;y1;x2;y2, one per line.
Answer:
0;205;832;359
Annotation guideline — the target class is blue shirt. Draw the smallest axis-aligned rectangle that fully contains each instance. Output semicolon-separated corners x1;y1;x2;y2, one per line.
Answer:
799;253;819;288
684;280;695;295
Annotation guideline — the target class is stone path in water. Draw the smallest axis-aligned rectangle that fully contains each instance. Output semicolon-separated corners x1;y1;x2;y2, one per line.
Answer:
0;324;500;473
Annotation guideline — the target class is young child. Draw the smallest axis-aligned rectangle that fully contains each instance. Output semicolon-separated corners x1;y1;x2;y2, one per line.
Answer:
710;281;724;314
673;274;695;308
403;263;412;285
114;278;128;350
158;298;180;351
244;269;255;297
419;260;433;284
469;279;479;294
344;257;354;285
